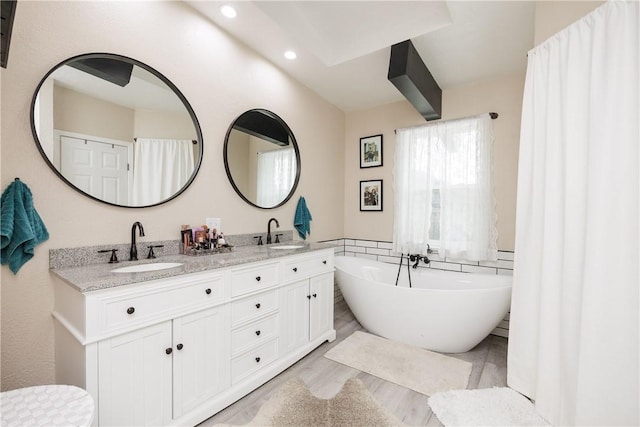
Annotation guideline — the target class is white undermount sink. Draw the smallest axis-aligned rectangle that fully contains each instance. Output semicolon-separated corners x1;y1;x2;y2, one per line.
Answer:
111;262;183;274
269;245;305;250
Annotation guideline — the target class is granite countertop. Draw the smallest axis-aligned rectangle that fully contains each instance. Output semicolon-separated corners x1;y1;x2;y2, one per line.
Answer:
51;242;336;293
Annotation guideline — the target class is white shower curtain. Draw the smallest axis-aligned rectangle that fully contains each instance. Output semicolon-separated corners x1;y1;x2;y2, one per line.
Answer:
508;2;639;426
131;138;195;206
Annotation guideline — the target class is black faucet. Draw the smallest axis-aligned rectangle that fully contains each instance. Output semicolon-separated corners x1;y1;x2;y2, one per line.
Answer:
409;253;430;269
130;221;145;261
266;218;279;244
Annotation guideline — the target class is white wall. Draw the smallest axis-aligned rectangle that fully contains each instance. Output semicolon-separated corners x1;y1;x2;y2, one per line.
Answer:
54;85;135;142
534;1;604;44
344;72;525;251
0;1;344;390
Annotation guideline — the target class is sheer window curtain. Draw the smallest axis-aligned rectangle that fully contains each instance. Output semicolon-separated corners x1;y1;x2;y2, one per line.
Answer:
256;148;296;207
131;138;194;206
508;2;639;426
393;113;497;261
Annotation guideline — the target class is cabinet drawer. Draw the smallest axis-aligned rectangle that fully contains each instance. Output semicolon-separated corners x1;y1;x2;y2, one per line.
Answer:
91;272;225;338
281;253;333;283
231;313;278;355
231;338;279;384
231;289;278;326
230;262;279;297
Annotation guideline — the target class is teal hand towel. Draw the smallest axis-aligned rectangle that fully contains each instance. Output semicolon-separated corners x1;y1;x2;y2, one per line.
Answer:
1;179;49;274
294;196;312;240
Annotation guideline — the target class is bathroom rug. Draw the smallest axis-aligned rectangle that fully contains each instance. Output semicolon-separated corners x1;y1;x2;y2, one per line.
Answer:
323;331;472;396
214;377;404;426
428;387;550;426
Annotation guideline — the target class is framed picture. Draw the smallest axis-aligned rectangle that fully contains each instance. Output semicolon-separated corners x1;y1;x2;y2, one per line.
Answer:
360;179;383;211
360;134;383;168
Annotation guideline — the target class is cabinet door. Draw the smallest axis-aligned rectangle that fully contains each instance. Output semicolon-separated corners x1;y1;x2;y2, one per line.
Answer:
279;280;310;356
172;305;230;418
98;321;172;426
309;273;334;341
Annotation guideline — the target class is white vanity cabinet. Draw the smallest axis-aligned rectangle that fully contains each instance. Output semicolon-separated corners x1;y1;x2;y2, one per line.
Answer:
53;248;335;427
229;262;282;385
171;305;230;418
279;252;334;356
97;320;173;426
98;304;230;425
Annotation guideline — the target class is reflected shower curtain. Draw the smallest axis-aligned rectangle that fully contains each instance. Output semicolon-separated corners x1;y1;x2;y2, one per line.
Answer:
256;148;296;207
508;2;639;426
131;138;194;206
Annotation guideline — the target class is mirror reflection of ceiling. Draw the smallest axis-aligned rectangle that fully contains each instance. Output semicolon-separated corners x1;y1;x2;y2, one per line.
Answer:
224;109;300;210
31;53;202;208
51;61;187;113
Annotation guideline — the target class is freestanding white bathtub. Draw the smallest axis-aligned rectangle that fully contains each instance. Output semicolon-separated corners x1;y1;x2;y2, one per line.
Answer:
334;256;512;353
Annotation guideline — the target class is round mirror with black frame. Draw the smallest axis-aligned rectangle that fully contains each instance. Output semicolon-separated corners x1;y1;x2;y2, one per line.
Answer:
30;53;203;208
224;109;301;209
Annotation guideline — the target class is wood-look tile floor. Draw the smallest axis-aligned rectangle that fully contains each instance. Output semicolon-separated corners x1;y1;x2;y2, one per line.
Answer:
199;297;508;426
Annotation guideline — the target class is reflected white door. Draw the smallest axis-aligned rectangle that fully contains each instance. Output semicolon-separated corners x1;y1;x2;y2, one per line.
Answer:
60;135;128;204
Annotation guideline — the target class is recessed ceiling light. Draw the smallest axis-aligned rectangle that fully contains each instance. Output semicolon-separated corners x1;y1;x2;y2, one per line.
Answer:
284;50;297;60
220;5;237;19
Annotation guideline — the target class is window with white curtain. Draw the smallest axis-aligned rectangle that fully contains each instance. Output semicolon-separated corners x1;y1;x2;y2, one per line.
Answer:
393;113;497;261
256;148;296;207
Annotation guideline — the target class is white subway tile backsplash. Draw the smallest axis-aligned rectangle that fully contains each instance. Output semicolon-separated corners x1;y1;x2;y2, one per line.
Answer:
344;239;355;246
377;241;393;250
479;259;514;270
366;247;391;256
355;253;377;261
497;268;514;276
498;251;515;261
344;245;366;254
446;258;480;266
355;240;378;248
497;320;510;329
461;264;498;275
378;255;402;265
491;328;509;338
429;261;462;272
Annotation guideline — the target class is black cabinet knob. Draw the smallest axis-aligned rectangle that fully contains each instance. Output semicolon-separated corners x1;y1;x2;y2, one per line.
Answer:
126;307;135;315
313;293;317;298
255;303;261;309
255;330;261;336
177;344;183;350
322;260;327;265
255;357;261;363
307;295;311;299
256;276;261;282
165;347;173;355
292;267;298;272
205;288;212;295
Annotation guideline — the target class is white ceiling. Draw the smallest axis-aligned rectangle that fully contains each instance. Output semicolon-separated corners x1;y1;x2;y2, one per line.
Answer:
184;1;535;113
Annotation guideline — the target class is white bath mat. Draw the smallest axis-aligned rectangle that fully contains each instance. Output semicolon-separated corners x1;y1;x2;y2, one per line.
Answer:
324;331;472;396
428;387;550;426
